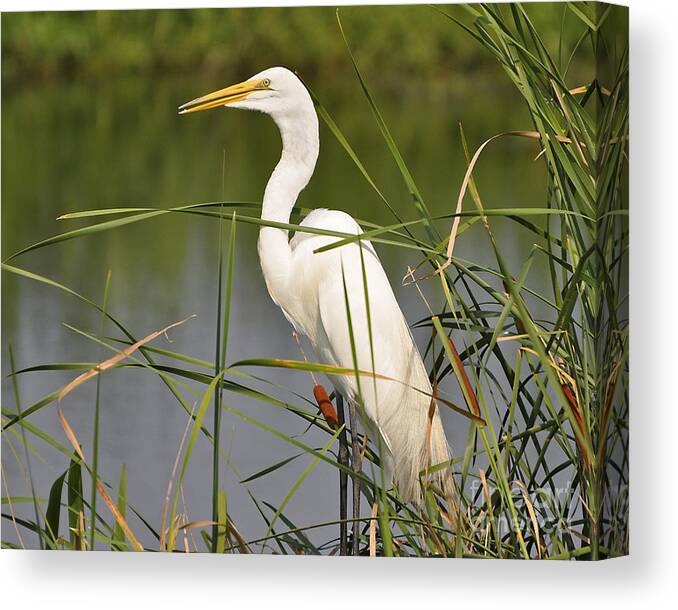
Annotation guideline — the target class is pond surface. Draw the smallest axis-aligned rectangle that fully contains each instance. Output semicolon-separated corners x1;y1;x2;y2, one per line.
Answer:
2;64;546;550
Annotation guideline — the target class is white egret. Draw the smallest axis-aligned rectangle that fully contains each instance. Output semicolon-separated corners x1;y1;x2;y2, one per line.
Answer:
179;67;450;522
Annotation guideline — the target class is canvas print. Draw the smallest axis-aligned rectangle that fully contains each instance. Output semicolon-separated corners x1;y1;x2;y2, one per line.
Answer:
1;2;628;559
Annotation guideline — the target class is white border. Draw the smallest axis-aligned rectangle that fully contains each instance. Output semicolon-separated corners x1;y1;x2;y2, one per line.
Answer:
2;1;677;608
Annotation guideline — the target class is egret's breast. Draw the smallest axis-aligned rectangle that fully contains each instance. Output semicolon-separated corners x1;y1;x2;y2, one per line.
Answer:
285;208;365;355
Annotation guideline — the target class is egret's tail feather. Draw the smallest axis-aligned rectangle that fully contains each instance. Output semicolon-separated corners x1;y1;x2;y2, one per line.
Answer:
387;409;452;507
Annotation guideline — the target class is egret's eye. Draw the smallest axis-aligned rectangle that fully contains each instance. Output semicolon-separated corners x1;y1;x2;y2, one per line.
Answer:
261;78;271;88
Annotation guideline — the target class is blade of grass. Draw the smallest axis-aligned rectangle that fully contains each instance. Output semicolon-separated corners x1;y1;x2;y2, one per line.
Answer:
167;374;222;552
111;464;127;551
8;344;43;550
89;268;112;550
45;470;67;549
67;457;84;550
266;425;342;537
336;8;439;244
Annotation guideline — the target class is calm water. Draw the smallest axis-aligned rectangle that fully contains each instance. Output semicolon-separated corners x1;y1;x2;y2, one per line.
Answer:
2;68;546;550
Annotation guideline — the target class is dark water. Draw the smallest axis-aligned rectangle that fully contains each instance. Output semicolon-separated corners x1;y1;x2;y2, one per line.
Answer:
2;67;546;550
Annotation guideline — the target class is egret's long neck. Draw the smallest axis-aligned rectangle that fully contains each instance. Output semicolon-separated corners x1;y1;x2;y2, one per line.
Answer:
258;106;319;307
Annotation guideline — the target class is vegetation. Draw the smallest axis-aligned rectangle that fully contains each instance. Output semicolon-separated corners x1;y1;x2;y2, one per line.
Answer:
2;3;628;558
2;4;587;88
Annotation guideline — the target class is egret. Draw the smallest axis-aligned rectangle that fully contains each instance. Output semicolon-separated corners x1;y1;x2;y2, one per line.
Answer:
180;67;451;551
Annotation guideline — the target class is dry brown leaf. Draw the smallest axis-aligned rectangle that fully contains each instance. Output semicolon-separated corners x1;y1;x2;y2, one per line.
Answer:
56;316;195;553
227;518;250;554
439;130;580;273
519;346;577;389
513;480;543;559
446;336;481;418
58;316;195;404
569;83;611;96
424;379;438;475
496;333;529;343
479;469;492;512
56;405;144;551
160;405;195;551
179;519;216;531
369;502;378;557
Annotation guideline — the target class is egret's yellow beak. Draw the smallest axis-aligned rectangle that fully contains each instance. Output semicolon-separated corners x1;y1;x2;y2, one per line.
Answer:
178;78;268;115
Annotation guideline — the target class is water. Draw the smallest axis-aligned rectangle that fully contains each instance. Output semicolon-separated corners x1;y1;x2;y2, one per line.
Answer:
2;67;546;550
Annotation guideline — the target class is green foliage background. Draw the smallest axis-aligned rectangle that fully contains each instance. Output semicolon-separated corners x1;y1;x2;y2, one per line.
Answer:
2;4;579;89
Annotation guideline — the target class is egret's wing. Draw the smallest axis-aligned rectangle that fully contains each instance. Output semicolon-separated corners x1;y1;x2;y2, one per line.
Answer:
316;240;414;410
294;211;442;499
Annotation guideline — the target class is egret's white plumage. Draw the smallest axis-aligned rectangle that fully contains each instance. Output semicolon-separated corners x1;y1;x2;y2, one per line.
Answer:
180;67;450;503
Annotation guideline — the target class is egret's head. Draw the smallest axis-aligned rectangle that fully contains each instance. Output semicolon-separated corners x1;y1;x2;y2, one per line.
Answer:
178;67;310;120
